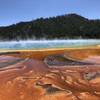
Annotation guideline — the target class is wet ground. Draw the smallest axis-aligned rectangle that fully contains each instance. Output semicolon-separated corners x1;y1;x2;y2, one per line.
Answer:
0;48;100;100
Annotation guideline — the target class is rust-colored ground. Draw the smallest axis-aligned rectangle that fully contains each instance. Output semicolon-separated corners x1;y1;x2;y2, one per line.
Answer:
0;47;100;100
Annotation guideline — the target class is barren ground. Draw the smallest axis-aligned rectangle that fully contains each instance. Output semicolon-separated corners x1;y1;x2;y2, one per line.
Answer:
0;47;100;100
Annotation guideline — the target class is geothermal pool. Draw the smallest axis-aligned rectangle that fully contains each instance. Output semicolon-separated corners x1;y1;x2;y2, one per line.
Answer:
0;39;100;50
0;40;100;100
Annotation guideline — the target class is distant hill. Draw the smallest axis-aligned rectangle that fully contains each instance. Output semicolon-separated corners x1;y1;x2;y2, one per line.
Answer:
0;13;100;40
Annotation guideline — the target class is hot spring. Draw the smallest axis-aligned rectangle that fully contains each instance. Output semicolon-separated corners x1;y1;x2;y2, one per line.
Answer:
0;39;100;50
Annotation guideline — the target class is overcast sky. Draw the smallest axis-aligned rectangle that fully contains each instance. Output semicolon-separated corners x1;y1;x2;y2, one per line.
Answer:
0;0;100;26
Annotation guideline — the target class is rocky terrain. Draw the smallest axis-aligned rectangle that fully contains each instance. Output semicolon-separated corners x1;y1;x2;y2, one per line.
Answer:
0;48;100;100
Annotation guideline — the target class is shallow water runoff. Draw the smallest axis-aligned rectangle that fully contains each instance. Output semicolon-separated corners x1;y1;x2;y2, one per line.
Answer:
0;39;100;50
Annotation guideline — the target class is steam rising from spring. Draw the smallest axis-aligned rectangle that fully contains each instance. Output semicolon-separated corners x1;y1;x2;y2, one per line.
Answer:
0;39;100;50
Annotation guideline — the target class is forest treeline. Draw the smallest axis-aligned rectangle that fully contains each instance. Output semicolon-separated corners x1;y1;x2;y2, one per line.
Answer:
0;14;100;40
